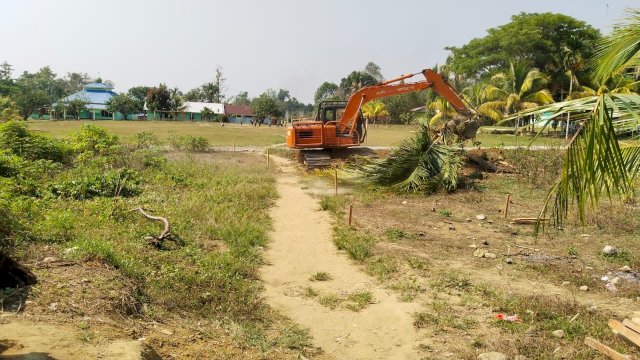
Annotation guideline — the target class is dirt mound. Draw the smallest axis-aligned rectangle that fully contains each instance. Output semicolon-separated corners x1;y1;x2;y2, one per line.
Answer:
0;252;37;288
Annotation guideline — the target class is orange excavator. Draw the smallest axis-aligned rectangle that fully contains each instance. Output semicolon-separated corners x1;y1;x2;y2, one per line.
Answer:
285;68;479;167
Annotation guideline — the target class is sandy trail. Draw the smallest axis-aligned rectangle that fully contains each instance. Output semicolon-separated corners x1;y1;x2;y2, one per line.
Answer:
262;157;421;360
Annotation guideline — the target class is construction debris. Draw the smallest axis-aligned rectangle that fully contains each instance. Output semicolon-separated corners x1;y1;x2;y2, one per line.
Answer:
609;318;640;349
584;337;632;360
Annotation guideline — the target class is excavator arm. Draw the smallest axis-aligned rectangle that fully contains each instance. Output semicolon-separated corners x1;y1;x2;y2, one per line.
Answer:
337;69;474;133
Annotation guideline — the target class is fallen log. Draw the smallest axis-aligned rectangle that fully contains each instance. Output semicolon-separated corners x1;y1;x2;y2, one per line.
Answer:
584;337;632;360
131;207;171;249
467;154;497;172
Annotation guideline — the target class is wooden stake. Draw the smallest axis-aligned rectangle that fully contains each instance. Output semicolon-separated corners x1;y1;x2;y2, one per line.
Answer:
334;168;338;196
348;204;353;226
584;337;632;360
267;148;270;167
233;138;236;152
504;194;511;219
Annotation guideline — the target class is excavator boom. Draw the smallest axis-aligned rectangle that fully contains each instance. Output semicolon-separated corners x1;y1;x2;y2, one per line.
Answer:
286;68;477;150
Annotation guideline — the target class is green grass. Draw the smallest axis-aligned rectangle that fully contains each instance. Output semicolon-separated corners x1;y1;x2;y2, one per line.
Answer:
345;290;373;312
333;226;375;261
309;271;332;282
28;120;570;148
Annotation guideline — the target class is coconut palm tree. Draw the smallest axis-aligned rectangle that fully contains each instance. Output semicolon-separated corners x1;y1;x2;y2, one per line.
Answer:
515;9;640;231
428;97;457;128
478;62;554;126
361;100;389;126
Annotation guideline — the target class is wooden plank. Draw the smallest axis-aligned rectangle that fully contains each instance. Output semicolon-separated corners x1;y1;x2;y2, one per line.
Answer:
610;319;640;349
584;337;632;360
623;319;640;335
632;318;640;326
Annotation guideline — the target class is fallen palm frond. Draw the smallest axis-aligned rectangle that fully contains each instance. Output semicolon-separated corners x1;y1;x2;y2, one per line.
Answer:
352;125;461;193
536;94;640;232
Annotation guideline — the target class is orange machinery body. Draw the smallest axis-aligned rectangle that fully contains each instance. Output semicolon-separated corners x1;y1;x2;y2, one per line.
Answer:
286;69;472;150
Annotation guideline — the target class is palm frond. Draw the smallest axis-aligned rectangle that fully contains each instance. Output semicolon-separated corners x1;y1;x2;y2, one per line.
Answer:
353;125;461;193
593;9;640;83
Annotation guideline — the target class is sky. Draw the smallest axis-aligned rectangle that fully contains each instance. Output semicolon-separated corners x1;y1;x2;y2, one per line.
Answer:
2;0;638;103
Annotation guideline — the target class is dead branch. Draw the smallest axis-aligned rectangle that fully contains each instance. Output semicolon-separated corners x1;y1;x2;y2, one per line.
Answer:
131;207;171;248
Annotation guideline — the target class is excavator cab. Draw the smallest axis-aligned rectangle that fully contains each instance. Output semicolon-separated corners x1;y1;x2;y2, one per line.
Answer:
317;101;347;124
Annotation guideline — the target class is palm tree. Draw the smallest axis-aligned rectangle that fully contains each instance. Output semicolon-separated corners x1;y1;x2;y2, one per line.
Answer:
201;83;219;103
478;62;554;128
516;9;640;231
169;88;186;121
362;100;389;126
428;97;457;128
201;107;213;122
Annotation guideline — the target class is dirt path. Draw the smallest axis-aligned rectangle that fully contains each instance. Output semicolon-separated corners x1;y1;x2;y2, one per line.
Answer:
261;157;422;360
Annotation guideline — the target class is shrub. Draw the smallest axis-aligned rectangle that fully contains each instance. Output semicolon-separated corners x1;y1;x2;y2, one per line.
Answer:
0;121;72;163
169;134;209;152
135;131;160;149
333;227;374;261
71;124;119;155
49;168;141;199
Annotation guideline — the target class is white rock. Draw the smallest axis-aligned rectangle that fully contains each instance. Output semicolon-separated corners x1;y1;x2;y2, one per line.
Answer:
160;329;174;335
476;214;487;220
478;352;507;360
484;253;497;259
505;258;513;264
602;245;618;256
401;200;408;205
469;244;477;248
552;329;565;338
562;281;571;286
605;283;618;292
64;246;78;254
466;218;472;222
473;249;487;258
610;277;620;285
48;302;58;311
579;285;589;291
43;256;58;263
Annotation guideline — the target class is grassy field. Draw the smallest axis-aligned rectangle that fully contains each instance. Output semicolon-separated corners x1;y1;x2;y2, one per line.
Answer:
27;120;569;148
1;122;315;358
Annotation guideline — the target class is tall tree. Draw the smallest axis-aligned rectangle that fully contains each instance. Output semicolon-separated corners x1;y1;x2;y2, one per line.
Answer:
214;66;226;103
251;91;281;126
338;71;377;98
0;62;16;97
364;62;384;82
66;98;88;120
169;88;185;120
446;13;600;82
314;82;339;104
63;72;92;93
232;91;251;106
362;100;390;126
0;97;21;122
127;86;150;113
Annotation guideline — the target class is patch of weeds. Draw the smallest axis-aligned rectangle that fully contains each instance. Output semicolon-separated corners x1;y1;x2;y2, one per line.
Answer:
304;287;319;298
384;227;410;241
366;255;398;280
345;290;373;312
407;256;429;270
319;195;348;215
437;209;452;217
430;271;472;292
602;248;632;264
567;246;578;256
318;293;340;309
275;324;312;351
391;277;426;302
333;226;375;261
414;301;477;332
309;271;332;282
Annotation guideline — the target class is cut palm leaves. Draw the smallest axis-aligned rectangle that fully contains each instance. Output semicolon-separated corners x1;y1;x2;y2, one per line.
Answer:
353;125;461;193
536;94;640;232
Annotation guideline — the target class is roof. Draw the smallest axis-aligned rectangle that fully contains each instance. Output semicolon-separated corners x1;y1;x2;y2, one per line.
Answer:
83;82;114;91
224;104;253;117
184;102;225;114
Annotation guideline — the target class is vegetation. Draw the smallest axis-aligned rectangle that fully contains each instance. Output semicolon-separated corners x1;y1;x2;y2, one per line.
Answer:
105;94;138;120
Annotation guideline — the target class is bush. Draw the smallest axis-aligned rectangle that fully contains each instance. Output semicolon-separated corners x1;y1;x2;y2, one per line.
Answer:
50;167;141;199
135;131;160;149
71;124;119;155
0;121;72;163
169;134;209;152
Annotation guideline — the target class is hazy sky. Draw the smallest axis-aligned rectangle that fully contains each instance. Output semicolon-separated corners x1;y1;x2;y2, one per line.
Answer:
2;0;637;103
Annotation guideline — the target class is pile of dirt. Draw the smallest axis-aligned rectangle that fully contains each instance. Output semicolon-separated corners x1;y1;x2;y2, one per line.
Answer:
0;251;37;288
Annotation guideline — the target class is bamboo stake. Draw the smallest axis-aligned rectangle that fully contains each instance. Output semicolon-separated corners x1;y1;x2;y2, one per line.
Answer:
504;194;511;219
334;168;338;196
267;148;270;167
348;204;353;226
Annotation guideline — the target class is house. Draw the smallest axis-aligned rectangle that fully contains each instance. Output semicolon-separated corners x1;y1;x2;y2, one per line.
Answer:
224;104;254;124
144;102;225;120
49;81;133;120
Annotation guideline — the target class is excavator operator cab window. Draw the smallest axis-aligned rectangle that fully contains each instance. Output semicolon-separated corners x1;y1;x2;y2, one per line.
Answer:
317;102;347;124
321;109;336;123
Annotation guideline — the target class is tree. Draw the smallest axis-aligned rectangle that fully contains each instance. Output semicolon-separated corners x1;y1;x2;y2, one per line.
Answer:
314;82;339;104
364;62;384;82
446;13;600;81
428;97;458;128
201;107;214;121
251;91;281;126
66;98;88;120
106;94;138;120
201;82;219;103
382;91;426;123
232;91;251;106
127;86;150;113
277;89;290;102
214;66;226;103
338;71;377;98
184;87;205;102
14;86;48;120
145;84;171;119
362;100;390;126
0;62;17;97
63;72;92;93
592;9;640;84
477;62;554;123
169;88;186;120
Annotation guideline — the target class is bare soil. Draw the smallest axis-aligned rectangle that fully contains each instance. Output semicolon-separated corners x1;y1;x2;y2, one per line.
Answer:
262;156;424;359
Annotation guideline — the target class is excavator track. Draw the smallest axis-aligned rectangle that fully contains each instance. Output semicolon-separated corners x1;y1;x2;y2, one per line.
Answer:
300;150;333;170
